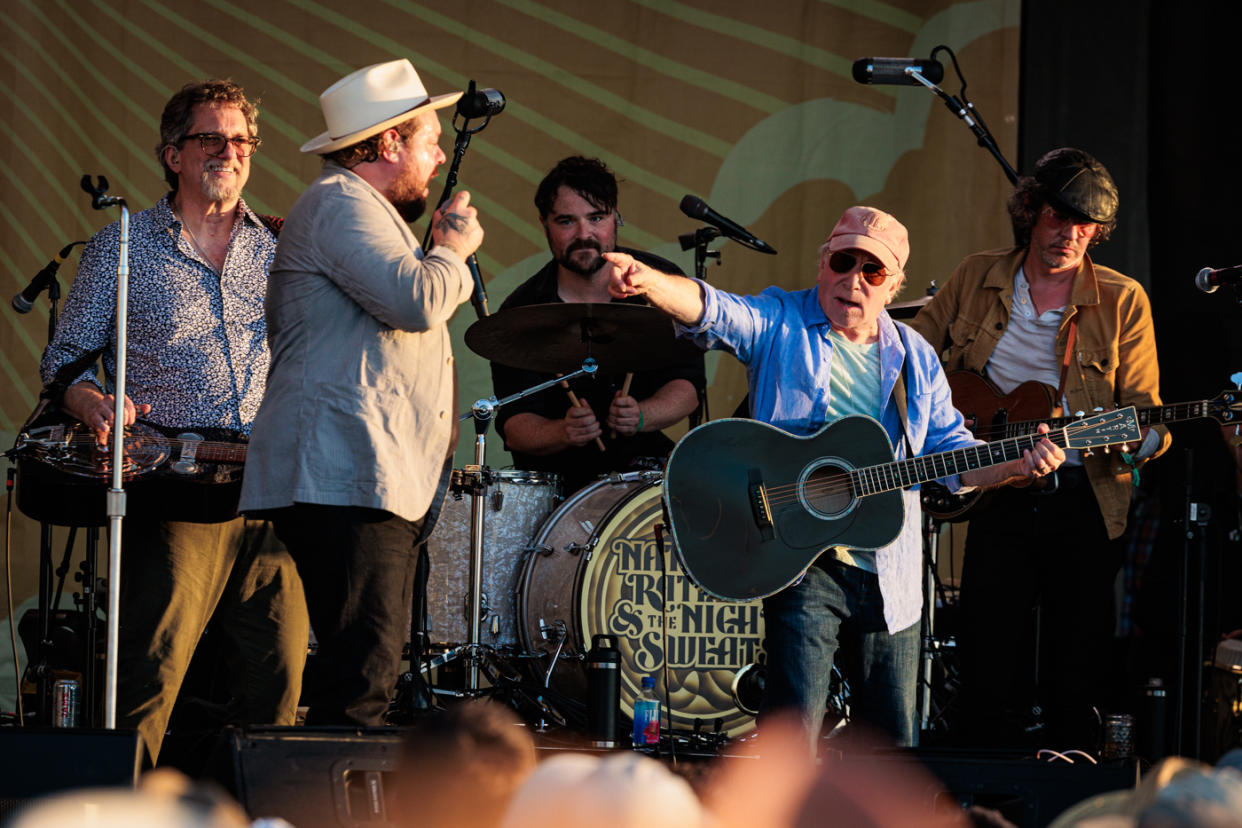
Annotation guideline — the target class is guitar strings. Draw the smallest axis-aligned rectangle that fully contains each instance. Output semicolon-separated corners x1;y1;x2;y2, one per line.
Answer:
754;420;1104;508
48;433;246;460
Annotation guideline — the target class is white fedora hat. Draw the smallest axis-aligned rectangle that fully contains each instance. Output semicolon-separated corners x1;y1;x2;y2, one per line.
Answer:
301;59;462;154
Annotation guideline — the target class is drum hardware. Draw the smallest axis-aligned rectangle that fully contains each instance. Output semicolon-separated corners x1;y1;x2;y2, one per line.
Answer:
533;619;569;732
425;361;596;693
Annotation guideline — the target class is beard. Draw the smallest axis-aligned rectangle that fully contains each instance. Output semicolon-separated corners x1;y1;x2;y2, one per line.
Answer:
557;239;608;276
198;161;242;203
388;163;430;223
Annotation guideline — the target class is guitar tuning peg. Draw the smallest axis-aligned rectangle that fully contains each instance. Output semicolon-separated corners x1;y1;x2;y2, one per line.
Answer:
1120;443;1131;453
1074;411;1086;418
1083;447;1094;457
1092;406;1104;413
1103;445;1111;454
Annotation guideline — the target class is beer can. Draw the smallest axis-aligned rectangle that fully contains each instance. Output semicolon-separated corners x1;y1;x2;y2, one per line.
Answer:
1101;712;1134;760
53;679;80;728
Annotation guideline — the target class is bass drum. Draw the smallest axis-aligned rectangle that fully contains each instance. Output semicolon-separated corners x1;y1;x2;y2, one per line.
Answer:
518;472;764;738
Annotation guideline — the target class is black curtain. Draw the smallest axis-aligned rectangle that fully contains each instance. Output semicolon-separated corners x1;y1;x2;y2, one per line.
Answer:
1020;2;1242;758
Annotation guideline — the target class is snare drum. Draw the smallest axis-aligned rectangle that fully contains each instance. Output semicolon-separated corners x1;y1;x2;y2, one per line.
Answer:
425;470;559;647
518;472;764;737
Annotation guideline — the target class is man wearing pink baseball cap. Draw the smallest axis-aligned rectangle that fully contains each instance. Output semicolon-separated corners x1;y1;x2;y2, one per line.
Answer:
604;205;1063;752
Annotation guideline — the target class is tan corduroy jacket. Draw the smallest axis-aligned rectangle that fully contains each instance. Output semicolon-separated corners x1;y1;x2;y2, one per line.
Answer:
909;246;1171;539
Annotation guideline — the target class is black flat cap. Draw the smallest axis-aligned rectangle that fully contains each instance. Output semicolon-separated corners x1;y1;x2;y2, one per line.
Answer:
1033;148;1119;224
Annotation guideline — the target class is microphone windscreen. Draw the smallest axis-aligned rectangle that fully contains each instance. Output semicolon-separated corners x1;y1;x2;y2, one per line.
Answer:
679;194;708;220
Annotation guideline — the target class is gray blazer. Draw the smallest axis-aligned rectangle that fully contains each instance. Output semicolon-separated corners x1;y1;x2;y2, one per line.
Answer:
240;162;472;522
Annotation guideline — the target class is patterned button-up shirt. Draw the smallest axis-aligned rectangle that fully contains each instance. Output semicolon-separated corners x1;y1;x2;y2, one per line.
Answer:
40;194;274;434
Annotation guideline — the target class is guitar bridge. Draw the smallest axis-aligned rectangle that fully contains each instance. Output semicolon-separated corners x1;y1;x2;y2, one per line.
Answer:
747;470;773;533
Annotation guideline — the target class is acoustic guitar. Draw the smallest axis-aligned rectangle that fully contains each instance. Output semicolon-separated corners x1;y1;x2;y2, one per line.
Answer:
663;407;1140;602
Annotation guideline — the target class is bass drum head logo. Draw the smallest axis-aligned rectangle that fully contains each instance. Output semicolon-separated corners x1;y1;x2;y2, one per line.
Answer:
579;484;765;737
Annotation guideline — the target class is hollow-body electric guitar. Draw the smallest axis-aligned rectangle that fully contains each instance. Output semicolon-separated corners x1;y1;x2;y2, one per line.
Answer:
663;407;1140;602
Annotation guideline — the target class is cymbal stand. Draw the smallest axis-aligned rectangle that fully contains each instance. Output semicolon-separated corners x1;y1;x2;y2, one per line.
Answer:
918;512;958;738
449;359;599;691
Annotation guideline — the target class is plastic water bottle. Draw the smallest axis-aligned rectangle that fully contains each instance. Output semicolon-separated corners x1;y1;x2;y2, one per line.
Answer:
632;675;660;748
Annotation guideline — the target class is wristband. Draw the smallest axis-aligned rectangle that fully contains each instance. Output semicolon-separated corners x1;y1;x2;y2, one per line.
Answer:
637;410;644;432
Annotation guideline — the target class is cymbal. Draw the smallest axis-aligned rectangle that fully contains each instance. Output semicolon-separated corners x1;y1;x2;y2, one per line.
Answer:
465;302;703;373
887;294;931;320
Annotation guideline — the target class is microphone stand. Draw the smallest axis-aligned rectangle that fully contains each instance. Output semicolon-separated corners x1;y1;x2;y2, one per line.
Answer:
907;45;1018;185
421;83;500;319
411;87;503;694
80;175;129;729
678;227;721;424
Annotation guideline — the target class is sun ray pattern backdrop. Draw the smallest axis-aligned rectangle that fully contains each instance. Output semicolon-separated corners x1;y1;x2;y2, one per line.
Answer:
0;0;1019;613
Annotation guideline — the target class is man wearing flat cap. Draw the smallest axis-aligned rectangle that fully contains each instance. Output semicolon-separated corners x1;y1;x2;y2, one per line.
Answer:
606;205;1063;752
241;59;483;725
911;148;1170;747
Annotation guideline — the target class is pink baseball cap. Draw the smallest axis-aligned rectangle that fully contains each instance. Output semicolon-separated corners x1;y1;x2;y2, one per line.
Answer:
825;206;910;274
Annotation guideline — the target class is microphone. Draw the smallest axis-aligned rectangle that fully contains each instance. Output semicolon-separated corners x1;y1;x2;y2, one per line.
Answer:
12;243;79;313
679;195;776;255
1195;265;1242;293
851;57;944;86
466;254;490;317
456;80;505;119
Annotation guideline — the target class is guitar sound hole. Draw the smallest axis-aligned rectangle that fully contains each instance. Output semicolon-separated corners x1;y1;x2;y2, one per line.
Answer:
801;464;853;518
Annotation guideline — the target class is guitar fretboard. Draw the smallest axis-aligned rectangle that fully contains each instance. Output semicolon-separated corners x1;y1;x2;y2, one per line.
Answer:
851;407;1138;497
986;398;1232;441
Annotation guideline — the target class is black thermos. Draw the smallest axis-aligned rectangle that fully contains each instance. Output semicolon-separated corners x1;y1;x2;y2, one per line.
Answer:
587;634;621;748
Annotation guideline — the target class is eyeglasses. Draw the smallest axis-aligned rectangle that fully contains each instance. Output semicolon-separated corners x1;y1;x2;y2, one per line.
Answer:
183;132;261;158
1040;204;1098;235
827;250;891;286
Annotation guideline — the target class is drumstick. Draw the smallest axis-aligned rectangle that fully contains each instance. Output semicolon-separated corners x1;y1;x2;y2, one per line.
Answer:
610;372;634;439
560;376;606;452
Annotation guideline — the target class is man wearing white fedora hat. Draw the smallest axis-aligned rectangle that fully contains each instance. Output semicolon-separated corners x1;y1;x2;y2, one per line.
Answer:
241;59;483;725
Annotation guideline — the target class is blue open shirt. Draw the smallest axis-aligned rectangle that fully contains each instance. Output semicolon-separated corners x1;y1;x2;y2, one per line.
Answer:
676;280;981;632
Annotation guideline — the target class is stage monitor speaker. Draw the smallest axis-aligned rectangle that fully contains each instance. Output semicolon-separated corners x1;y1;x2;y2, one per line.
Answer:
229;726;404;828
0;729;142;822
835;749;1138;828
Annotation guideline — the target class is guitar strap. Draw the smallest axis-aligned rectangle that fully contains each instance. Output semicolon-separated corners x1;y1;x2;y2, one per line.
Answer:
1055;317;1078;406
893;325;913;470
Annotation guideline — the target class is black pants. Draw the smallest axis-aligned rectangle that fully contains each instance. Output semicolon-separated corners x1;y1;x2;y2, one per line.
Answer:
957;468;1122;747
271;503;424;726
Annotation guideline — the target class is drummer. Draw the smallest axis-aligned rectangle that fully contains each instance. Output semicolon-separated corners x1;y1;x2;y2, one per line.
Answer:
489;156;706;495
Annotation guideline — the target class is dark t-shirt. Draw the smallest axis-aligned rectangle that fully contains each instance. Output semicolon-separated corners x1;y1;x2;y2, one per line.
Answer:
490;248;706;495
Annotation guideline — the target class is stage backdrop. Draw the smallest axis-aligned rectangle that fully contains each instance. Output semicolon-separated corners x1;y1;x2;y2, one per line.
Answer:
0;0;1019;633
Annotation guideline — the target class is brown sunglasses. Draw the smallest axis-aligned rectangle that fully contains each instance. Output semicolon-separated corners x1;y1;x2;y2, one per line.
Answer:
827;250;891;286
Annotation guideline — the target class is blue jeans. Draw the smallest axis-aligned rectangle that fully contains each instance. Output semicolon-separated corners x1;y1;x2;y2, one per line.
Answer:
761;561;919;751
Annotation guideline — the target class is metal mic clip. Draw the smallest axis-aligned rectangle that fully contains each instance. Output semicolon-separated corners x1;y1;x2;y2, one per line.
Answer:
80;174;125;210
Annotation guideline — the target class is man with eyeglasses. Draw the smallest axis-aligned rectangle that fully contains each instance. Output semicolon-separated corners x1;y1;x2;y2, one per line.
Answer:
489;156;705;497
604;205;1061;752
41;80;308;763
909;148;1170;748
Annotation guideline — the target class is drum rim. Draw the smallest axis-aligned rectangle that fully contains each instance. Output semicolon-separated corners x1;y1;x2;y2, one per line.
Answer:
489;468;562;485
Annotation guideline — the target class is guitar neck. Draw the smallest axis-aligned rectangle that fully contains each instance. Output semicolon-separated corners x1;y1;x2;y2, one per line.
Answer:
851;409;1135;497
995;399;1214;440
191;441;248;464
